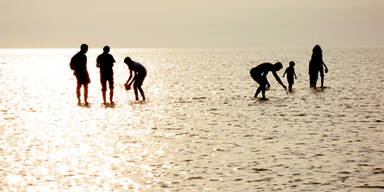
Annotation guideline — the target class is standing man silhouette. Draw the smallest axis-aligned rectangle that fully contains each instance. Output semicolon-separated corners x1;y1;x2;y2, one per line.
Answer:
70;44;91;105
97;46;116;104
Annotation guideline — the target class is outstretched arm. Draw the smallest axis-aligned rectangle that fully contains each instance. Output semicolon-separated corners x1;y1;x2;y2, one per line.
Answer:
272;71;287;89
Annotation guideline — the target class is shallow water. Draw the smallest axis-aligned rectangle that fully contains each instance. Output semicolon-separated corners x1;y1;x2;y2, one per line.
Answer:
0;48;383;191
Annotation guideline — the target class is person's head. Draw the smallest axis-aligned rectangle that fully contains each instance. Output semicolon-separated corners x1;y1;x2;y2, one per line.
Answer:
80;44;88;53
289;61;295;67
274;62;283;71
103;46;110;53
313;44;322;54
124;57;133;66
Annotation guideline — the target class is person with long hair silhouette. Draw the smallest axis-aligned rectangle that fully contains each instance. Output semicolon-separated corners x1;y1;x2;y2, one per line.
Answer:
97;46;116;104
250;62;287;100
70;44;90;105
309;45;328;88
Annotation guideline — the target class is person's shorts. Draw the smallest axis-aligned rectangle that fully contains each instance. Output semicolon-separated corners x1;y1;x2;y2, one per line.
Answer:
134;73;146;87
76;72;90;85
250;68;266;85
100;74;114;91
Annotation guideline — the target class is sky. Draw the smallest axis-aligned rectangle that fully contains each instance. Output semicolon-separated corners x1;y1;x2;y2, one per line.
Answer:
1;0;384;48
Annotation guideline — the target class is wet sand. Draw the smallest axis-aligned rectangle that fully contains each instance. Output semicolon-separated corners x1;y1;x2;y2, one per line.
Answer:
0;48;383;191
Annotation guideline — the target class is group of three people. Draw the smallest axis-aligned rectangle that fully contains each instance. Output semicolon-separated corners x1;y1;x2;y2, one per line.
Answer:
70;44;147;105
250;45;328;100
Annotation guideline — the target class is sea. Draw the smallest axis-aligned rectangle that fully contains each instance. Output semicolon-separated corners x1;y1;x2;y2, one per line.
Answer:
0;48;383;191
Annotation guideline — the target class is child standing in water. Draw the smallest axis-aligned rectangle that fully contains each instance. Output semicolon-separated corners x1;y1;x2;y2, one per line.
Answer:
283;61;297;92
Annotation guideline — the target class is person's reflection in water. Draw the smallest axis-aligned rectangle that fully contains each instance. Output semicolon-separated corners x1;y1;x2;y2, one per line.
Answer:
70;44;91;105
309;45;328;88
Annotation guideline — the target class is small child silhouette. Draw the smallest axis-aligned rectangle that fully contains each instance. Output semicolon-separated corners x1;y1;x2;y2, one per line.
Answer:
283;61;297;92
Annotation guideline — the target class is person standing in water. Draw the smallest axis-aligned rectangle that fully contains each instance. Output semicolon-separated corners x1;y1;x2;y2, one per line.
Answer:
250;62;287;100
96;46;116;104
283;61;297;92
124;57;147;101
70;44;91;105
309;45;328;88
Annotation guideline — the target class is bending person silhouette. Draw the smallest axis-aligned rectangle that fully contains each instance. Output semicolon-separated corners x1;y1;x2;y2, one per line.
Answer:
70;44;91;105
309;45;328;88
97;46;116;104
124;57;147;101
250;62;287;100
283;61;297;92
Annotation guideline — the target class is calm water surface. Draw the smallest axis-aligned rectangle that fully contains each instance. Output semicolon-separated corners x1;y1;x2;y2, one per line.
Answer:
0;48;383;191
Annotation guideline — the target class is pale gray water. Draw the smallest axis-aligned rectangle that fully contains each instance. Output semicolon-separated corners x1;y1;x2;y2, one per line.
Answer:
0;48;383;191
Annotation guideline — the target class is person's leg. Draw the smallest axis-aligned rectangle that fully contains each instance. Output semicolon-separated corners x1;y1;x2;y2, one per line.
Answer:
138;86;145;101
84;84;88;104
320;69;324;88
251;72;262;98
310;72;318;88
101;80;107;104
76;81;81;104
133;83;139;101
109;78;114;103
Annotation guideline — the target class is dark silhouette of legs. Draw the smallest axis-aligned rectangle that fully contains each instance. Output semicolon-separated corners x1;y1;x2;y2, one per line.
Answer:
102;90;106;104
133;85;139;101
76;83;81;104
84;84;88;104
138;86;145;101
110;89;114;103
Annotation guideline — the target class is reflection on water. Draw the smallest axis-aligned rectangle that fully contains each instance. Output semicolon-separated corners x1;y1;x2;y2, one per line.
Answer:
0;48;383;191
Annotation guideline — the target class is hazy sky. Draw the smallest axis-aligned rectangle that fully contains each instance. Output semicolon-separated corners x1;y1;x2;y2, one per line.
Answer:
1;0;384;48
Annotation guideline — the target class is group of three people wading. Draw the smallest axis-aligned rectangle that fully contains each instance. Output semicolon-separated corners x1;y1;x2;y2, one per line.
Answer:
250;44;328;100
70;44;147;105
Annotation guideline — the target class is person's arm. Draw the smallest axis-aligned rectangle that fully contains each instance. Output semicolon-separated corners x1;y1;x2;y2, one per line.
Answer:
272;71;287;89
283;69;287;77
266;79;270;89
294;71;297;79
111;56;115;67
323;62;328;73
125;69;134;85
96;56;100;68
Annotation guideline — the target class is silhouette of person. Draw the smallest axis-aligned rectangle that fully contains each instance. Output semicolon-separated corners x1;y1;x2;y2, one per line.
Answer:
283;61;297;92
96;46;116;104
124;57;147;101
250;62;287;100
309;45;328;88
70;44;90;105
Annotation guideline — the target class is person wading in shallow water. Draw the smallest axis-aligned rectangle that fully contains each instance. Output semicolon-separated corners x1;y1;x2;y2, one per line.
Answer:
70;44;91;105
97;46;116;104
124;57;147;101
250;62;287;100
309;44;328;88
283;61;297;92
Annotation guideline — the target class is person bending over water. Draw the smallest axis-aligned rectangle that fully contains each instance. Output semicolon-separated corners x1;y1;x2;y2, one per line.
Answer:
250;62;287;100
70;44;91;105
283;61;297;92
124;57;147;101
309;45;328;88
97;46;116;104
